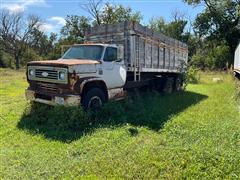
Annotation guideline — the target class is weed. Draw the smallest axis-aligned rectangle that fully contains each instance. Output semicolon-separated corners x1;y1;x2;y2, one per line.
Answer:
186;67;200;84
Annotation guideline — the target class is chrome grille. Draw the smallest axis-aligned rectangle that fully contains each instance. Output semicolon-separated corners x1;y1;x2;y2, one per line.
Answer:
28;66;68;84
35;69;58;80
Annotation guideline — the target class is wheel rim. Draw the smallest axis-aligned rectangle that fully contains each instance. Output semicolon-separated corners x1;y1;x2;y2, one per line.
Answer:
88;96;102;110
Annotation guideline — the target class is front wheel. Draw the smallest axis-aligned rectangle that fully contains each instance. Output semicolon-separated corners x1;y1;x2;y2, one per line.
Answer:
81;88;106;111
234;72;240;80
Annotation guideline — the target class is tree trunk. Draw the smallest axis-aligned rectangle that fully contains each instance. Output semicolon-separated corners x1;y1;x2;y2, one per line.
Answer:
15;55;20;70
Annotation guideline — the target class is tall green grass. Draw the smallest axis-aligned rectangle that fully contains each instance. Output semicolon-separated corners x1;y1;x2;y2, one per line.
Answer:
235;79;240;103
18;90;207;142
0;68;239;179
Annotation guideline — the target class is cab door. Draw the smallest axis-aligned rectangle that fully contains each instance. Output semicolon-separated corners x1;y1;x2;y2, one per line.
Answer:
101;47;126;89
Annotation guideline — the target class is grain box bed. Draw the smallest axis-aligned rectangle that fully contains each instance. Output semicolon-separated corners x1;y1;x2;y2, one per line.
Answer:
85;21;188;74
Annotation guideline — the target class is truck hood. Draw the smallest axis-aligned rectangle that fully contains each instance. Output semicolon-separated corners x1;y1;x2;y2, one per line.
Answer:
28;59;100;66
28;59;100;74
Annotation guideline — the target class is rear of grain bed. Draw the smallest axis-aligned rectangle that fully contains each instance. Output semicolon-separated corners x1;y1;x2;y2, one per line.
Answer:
85;21;188;82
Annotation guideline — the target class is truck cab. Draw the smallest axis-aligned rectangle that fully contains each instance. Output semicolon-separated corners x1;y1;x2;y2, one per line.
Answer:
26;44;127;109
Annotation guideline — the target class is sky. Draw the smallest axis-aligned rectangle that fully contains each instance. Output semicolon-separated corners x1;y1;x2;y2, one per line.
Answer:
0;0;204;34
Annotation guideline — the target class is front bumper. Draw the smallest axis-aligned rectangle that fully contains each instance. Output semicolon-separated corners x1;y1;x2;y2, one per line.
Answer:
25;89;80;106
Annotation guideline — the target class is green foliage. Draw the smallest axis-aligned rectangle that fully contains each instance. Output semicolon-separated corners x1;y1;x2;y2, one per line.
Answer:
185;34;201;60
149;16;188;42
0;11;44;69
101;3;142;24
211;44;232;68
186;67;200;84
0;51;3;67
191;41;231;70
1;69;240;178
60;15;90;44
30;32;57;57
0;11;59;68
149;17;165;32
185;0;239;57
21;48;43;66
165;20;188;41
0;51;14;68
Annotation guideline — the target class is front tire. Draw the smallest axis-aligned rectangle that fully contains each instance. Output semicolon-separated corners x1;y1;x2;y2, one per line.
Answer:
234;72;240;80
82;88;106;111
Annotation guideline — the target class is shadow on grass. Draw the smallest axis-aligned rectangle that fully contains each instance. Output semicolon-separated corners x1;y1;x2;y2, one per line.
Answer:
17;91;208;142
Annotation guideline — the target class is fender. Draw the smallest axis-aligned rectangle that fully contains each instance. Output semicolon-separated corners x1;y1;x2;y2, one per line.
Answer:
75;76;125;102
74;76;107;94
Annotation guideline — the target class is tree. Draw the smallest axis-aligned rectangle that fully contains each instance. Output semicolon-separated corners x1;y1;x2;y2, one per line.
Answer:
184;0;240;58
81;0;142;26
81;0;103;26
149;13;188;42
191;40;231;70
149;17;166;33
0;10;41;69
101;3;142;24
53;15;91;58
27;27;57;58
60;15;90;43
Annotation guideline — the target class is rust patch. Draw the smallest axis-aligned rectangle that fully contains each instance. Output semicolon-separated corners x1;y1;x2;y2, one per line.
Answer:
29;81;78;95
108;88;126;101
28;59;100;66
78;77;102;94
25;89;80;106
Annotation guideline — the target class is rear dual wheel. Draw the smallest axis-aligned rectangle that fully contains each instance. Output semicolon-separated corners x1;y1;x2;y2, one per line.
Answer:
174;76;182;91
163;77;174;93
163;76;182;93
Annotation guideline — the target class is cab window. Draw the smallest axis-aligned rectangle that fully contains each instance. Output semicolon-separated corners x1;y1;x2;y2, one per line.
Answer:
104;47;117;62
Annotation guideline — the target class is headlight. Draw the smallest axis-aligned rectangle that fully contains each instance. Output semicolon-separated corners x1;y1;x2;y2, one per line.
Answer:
29;69;34;76
59;71;65;80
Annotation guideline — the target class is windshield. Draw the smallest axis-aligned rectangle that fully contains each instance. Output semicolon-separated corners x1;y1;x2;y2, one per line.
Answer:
62;45;103;60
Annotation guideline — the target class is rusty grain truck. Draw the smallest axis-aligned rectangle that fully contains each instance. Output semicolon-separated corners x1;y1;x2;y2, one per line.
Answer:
26;21;188;109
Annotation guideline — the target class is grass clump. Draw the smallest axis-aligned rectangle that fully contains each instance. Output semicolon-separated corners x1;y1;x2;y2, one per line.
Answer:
185;67;200;84
234;78;240;103
19;103;92;142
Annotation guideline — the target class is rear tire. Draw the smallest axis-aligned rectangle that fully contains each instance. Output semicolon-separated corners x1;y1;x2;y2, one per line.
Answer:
174;76;182;91
82;88;106;111
163;77;174;94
